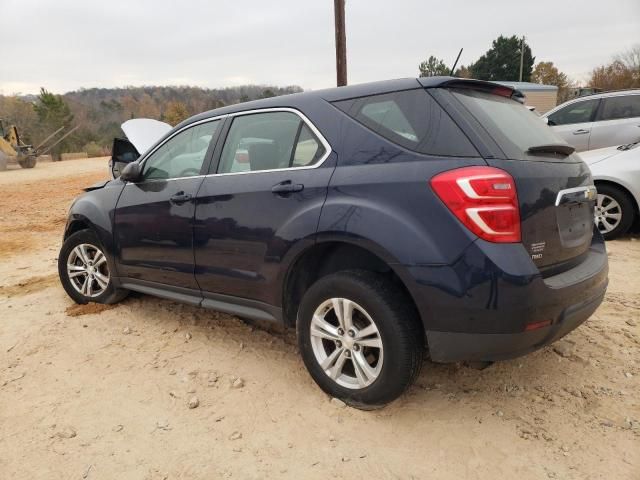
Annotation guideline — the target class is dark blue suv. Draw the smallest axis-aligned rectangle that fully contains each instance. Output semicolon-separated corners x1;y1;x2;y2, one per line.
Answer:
59;77;608;408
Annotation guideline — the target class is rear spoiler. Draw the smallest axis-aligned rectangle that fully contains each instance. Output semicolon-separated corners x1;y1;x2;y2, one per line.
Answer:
418;77;525;103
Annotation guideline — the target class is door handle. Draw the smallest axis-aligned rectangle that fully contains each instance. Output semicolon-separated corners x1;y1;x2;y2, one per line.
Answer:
572;129;589;135
271;181;304;194
170;191;192;204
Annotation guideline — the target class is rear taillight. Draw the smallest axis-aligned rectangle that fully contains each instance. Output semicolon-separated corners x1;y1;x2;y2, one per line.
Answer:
430;166;521;243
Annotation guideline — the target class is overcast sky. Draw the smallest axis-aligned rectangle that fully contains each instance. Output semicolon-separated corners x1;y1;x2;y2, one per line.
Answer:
1;0;638;95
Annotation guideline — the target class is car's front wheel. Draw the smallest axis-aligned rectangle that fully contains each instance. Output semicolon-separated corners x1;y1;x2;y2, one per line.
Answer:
297;270;424;409
58;230;128;304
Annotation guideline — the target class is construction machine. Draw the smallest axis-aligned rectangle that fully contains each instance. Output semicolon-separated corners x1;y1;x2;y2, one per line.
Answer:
0;119;79;171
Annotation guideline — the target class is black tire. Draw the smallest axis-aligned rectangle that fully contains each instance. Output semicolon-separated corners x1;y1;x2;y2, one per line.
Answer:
297;270;424;409
595;184;636;240
58;229;128;305
18;156;36;168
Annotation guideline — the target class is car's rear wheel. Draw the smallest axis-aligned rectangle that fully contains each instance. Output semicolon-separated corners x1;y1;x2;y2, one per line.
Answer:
297;270;423;409
58;230;128;304
595;184;635;240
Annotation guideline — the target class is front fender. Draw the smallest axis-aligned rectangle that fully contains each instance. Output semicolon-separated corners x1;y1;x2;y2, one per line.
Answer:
65;183;124;275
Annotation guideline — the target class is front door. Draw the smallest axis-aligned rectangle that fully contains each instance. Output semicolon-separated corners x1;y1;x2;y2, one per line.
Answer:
114;119;222;288
194;110;334;306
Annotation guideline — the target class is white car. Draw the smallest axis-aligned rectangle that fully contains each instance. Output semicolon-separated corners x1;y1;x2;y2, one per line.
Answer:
579;142;640;239
543;90;640;152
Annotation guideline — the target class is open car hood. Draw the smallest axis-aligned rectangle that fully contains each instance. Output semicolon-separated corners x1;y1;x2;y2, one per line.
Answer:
121;119;172;156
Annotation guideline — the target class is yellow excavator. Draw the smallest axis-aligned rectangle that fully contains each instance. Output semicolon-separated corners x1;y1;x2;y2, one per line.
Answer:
0;119;79;171
0;119;37;170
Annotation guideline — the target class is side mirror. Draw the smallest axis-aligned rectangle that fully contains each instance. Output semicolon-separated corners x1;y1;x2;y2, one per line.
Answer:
120;162;142;182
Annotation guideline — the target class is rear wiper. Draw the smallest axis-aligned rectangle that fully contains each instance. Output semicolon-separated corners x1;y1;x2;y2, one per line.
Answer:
527;144;575;156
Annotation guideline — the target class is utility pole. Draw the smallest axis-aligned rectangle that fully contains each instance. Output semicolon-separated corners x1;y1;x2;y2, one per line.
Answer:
519;35;525;82
334;0;347;86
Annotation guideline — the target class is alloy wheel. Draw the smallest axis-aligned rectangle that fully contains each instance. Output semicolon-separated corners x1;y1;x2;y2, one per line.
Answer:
310;298;383;389
66;243;110;298
595;193;622;234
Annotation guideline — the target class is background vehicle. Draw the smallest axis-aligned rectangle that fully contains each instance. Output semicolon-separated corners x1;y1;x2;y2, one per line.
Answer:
580;142;640;239
0;119;80;171
542;90;640;152
59;77;608;408
0;119;38;170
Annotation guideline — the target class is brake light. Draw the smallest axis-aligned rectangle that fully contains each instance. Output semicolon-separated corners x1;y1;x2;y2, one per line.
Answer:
430;166;521;243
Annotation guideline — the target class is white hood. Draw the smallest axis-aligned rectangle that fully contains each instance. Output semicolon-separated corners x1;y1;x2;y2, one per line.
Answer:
578;145;621;166
121;119;172;155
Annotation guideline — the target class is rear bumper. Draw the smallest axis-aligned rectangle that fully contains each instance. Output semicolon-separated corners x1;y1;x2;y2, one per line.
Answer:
426;286;605;362
401;231;608;363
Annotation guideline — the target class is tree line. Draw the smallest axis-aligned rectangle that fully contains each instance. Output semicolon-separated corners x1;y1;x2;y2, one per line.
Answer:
2;38;638;158
419;36;640;103
0;84;301;158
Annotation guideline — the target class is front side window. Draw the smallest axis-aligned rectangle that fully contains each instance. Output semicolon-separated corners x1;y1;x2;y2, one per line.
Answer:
598;95;640;121
547;99;599;126
218;111;326;174
333;89;478;157
143;120;220;180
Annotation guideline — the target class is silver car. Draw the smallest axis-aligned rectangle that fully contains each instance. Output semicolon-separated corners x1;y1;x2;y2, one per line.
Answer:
580;142;640;239
543;90;640;152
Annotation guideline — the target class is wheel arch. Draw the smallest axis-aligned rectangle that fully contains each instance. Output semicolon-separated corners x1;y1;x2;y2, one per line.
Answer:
594;178;640;217
64;217;92;240
281;237;423;332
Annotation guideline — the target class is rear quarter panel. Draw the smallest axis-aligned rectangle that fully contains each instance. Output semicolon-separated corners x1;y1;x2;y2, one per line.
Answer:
317;116;485;266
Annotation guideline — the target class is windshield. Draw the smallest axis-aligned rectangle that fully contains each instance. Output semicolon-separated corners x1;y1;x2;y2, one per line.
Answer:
450;88;571;161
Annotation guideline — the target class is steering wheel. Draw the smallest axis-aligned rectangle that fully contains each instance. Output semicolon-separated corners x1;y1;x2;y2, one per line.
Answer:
179;168;201;177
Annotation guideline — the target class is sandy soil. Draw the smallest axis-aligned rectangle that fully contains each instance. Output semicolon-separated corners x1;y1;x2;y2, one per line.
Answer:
0;159;638;479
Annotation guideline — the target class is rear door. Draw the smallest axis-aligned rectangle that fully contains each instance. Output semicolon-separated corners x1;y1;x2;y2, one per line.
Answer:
446;88;596;273
589;94;640;150
194;109;334;305
545;98;600;152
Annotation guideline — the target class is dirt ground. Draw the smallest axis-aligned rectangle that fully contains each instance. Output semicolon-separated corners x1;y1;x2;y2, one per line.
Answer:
1;159;638;479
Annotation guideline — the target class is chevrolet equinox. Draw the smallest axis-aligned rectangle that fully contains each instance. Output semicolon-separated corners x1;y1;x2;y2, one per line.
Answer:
58;77;609;408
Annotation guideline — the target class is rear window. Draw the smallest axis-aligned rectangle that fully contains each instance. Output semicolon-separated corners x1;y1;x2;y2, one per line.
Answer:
334;89;478;157
450;88;569;161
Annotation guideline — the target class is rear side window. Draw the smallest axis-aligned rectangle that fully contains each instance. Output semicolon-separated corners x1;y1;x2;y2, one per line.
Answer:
451;88;569;161
547;99;599;126
334;89;478;157
598;95;640;121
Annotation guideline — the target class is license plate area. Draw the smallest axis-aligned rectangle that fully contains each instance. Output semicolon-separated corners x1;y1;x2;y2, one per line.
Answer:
556;202;592;248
